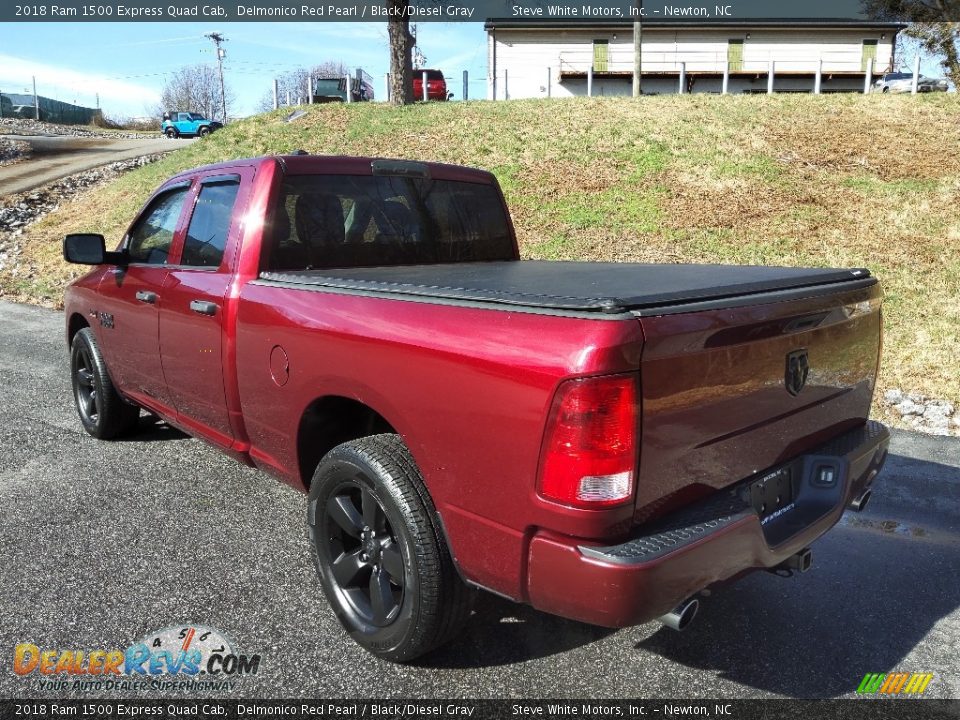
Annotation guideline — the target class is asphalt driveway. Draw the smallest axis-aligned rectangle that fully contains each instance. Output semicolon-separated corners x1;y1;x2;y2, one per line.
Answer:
0;135;183;195
0;300;957;699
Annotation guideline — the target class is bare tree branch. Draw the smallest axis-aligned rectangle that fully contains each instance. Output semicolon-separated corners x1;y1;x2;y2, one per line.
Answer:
158;65;235;121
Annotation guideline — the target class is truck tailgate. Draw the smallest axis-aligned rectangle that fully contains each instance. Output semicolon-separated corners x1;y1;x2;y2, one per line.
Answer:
633;281;882;523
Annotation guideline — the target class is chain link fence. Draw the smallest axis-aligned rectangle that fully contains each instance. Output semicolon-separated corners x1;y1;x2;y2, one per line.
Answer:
0;89;101;125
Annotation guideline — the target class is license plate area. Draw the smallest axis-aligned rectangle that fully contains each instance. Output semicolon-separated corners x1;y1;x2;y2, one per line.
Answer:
748;465;796;522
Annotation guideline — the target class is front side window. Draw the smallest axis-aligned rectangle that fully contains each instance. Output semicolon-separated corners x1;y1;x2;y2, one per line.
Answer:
126;187;189;265
181;180;241;268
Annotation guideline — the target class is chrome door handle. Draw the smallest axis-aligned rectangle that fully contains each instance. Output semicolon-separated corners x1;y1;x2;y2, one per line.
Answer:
135;290;157;304
190;300;218;316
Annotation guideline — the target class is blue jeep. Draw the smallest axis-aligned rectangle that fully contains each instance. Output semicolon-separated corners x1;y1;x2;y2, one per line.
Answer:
161;111;222;139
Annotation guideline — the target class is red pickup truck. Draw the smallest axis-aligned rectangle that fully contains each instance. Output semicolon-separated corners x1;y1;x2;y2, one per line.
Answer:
63;154;889;662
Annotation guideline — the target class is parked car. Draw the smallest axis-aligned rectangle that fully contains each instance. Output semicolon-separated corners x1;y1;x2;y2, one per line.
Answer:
63;154;889;662
312;76;372;103
161;111;222;139
875;72;949;93
412;69;452;101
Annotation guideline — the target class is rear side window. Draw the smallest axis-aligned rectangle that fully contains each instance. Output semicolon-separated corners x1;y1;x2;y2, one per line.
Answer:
265;174;513;271
181;179;241;268
127;187;189;265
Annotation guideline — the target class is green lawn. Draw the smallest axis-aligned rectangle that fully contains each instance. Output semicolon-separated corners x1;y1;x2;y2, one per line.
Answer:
3;94;958;424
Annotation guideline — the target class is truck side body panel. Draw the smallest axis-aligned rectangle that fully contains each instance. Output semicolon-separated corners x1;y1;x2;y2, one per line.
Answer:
234;285;644;598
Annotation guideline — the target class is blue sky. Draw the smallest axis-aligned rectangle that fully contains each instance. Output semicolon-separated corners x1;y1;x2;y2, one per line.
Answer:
0;22;489;118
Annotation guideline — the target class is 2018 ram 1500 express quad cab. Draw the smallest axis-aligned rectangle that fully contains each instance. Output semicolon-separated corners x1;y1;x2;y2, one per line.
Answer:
63;154;889;661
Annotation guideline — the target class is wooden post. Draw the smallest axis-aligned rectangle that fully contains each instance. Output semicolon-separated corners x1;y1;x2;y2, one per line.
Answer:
722;61;729;95
864;57;873;94
587;65;593;97
273;78;279;110
911;55;920;94
767;59;775;94
422;70;428;101
679;62;686;94
814;58;822;94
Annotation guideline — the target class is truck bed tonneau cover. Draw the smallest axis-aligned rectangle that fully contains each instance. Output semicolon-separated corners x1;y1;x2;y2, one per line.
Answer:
259;261;873;314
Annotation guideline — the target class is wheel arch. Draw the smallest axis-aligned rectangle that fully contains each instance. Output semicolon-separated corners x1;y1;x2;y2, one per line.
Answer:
67;312;90;345
296;395;398;489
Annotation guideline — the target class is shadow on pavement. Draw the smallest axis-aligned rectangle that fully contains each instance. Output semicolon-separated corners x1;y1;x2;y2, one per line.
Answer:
418;592;615;668
634;453;960;697
420;453;958;689
115;414;189;443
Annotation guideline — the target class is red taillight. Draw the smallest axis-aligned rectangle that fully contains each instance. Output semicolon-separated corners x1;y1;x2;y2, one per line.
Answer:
537;374;638;509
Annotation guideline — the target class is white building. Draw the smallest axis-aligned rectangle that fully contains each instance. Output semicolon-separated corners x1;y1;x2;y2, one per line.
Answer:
485;20;906;98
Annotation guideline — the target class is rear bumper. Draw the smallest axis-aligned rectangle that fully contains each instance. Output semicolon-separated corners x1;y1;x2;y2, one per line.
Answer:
526;420;889;628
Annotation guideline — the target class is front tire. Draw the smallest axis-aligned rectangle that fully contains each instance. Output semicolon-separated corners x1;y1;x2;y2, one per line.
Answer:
307;434;472;662
70;328;140;439
198;126;211;137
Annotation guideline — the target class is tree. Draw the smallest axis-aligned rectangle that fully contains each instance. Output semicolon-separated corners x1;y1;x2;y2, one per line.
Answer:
864;1;960;86
256;61;352;112
157;65;234;121
388;7;415;105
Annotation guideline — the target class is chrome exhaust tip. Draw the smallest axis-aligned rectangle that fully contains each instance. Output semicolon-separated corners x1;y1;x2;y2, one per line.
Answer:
849;489;872;513
657;597;699;632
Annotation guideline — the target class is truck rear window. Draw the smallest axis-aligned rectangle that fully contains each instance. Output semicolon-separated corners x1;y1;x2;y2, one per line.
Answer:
264;174;514;271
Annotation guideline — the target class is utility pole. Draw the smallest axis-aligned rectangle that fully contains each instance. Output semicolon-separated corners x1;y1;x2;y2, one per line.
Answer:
204;31;228;123
33;76;40;120
632;0;642;97
411;24;426;69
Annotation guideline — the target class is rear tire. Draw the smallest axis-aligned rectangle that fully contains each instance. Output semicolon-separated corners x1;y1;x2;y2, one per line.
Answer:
307;434;472;662
165;127;178;139
70;328;140;439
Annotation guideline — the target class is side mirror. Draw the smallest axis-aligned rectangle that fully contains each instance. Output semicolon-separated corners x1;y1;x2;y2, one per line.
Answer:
63;233;124;265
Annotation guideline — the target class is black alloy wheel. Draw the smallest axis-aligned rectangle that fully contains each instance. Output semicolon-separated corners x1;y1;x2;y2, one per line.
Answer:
70;328;140;439
73;342;99;427
323;482;406;627
307;434;473;662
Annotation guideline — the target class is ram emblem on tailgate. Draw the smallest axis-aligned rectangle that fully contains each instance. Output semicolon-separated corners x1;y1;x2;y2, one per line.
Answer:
785;349;809;396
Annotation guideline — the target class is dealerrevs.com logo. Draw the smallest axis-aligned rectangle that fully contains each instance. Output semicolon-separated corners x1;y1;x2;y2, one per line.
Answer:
13;625;261;692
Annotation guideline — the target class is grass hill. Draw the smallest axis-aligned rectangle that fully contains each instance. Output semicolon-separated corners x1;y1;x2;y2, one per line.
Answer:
3;94;958;423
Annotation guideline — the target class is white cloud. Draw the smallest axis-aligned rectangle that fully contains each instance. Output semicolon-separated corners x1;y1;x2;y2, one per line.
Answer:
0;53;160;115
